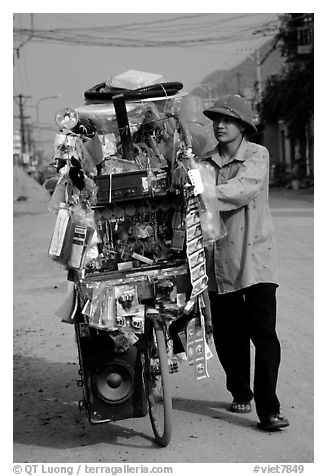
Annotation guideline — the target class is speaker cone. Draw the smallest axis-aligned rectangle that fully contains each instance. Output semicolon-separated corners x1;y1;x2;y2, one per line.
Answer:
93;361;135;404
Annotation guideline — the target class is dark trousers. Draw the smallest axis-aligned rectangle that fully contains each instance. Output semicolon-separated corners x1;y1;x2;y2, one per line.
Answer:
209;283;281;420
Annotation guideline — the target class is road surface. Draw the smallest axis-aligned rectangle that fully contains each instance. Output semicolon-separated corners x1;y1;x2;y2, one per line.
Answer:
12;175;314;465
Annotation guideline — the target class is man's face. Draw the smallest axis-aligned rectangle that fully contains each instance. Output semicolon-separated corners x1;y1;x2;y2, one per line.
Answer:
212;114;245;143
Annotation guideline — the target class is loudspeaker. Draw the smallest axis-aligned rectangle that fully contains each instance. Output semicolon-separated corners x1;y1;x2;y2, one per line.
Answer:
76;324;147;423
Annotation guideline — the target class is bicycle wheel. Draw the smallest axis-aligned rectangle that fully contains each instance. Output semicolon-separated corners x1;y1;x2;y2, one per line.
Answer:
144;318;172;447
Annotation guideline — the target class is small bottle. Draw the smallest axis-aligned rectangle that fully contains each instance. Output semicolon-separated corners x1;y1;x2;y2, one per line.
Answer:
48;202;70;257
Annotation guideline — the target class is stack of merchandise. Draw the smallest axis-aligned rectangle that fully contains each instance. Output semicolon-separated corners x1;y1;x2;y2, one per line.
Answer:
47;70;225;380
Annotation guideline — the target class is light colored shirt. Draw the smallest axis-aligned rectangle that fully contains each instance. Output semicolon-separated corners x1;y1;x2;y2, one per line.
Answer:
200;139;278;294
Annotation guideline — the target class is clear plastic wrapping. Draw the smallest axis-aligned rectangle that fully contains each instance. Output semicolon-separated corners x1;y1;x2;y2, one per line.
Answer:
194;162;228;245
86;283;117;330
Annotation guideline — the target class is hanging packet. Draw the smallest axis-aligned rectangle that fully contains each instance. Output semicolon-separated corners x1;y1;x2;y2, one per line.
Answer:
48;203;74;265
193;161;228;245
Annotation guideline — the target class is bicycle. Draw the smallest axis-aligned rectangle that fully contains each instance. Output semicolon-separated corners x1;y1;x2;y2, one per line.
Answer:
49;88;210;447
73;262;192;447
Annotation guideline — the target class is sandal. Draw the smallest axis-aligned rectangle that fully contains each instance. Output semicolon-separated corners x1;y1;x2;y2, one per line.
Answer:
257;414;290;431
230;400;252;413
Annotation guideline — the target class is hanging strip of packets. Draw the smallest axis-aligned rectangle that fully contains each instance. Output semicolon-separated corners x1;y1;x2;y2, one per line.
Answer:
185;195;210;380
185;195;208;299
186;305;212;380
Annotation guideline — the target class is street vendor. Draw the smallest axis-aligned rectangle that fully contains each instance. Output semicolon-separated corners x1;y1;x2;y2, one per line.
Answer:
201;94;289;431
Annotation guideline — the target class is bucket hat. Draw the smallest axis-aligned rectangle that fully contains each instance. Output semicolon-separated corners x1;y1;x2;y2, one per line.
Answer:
203;94;257;134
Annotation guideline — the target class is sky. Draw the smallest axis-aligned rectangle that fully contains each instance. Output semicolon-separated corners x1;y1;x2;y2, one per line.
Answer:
12;8;281;155
10;2;322;159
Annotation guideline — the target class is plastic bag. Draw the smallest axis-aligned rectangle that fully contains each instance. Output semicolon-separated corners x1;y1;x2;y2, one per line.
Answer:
66;202;101;269
70;201;96;227
87;283;117;330
194;161;228;245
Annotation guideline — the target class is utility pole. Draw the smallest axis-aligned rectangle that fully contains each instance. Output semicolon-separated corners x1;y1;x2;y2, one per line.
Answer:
236;72;242;95
235;47;264;101
26;124;35;163
255;48;262;102
13;94;31;163
207;82;212;105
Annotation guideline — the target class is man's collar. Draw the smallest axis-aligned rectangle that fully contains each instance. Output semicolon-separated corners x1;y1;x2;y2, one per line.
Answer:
200;139;247;167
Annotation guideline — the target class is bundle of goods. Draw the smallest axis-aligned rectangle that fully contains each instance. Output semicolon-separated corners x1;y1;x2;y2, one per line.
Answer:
47;71;225;380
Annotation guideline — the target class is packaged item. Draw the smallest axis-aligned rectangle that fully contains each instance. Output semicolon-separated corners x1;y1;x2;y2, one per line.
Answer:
99;133;117;158
88;284;117;330
188;249;205;269
171;209;186;250
79;176;99;206
190;262;206;283
48;203;72;263
190;275;208;298
84;133;103;166
186;236;203;255
151;170;169;194
115;285;139;317
154;277;179;319
194;161;228;244
131;316;144;332
70;202;97;228
83;230;100;266
187;168;204;196
55;281;78;324
186;222;202;241
184;195;209;299
48;177;69;214
67;224;93;269
186;312;211;381
111;70;164;89
115;305;145;334
69;225;88;265
155;277;177;305
110;330;139;353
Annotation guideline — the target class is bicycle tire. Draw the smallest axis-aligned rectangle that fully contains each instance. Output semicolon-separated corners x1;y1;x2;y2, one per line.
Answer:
144;318;172;447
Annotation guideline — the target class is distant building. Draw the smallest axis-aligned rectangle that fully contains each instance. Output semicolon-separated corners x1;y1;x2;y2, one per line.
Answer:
13;129;21;165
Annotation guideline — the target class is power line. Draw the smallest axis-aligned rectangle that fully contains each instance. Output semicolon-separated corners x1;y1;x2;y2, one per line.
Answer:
25;13;251;34
13;13;279;49
14;13;34;59
12;29;276;48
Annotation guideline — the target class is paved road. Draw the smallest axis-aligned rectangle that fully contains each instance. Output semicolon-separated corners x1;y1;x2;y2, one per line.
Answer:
13;184;314;465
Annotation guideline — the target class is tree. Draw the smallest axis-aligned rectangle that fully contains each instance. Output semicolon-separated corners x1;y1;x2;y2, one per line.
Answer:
261;14;313;148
